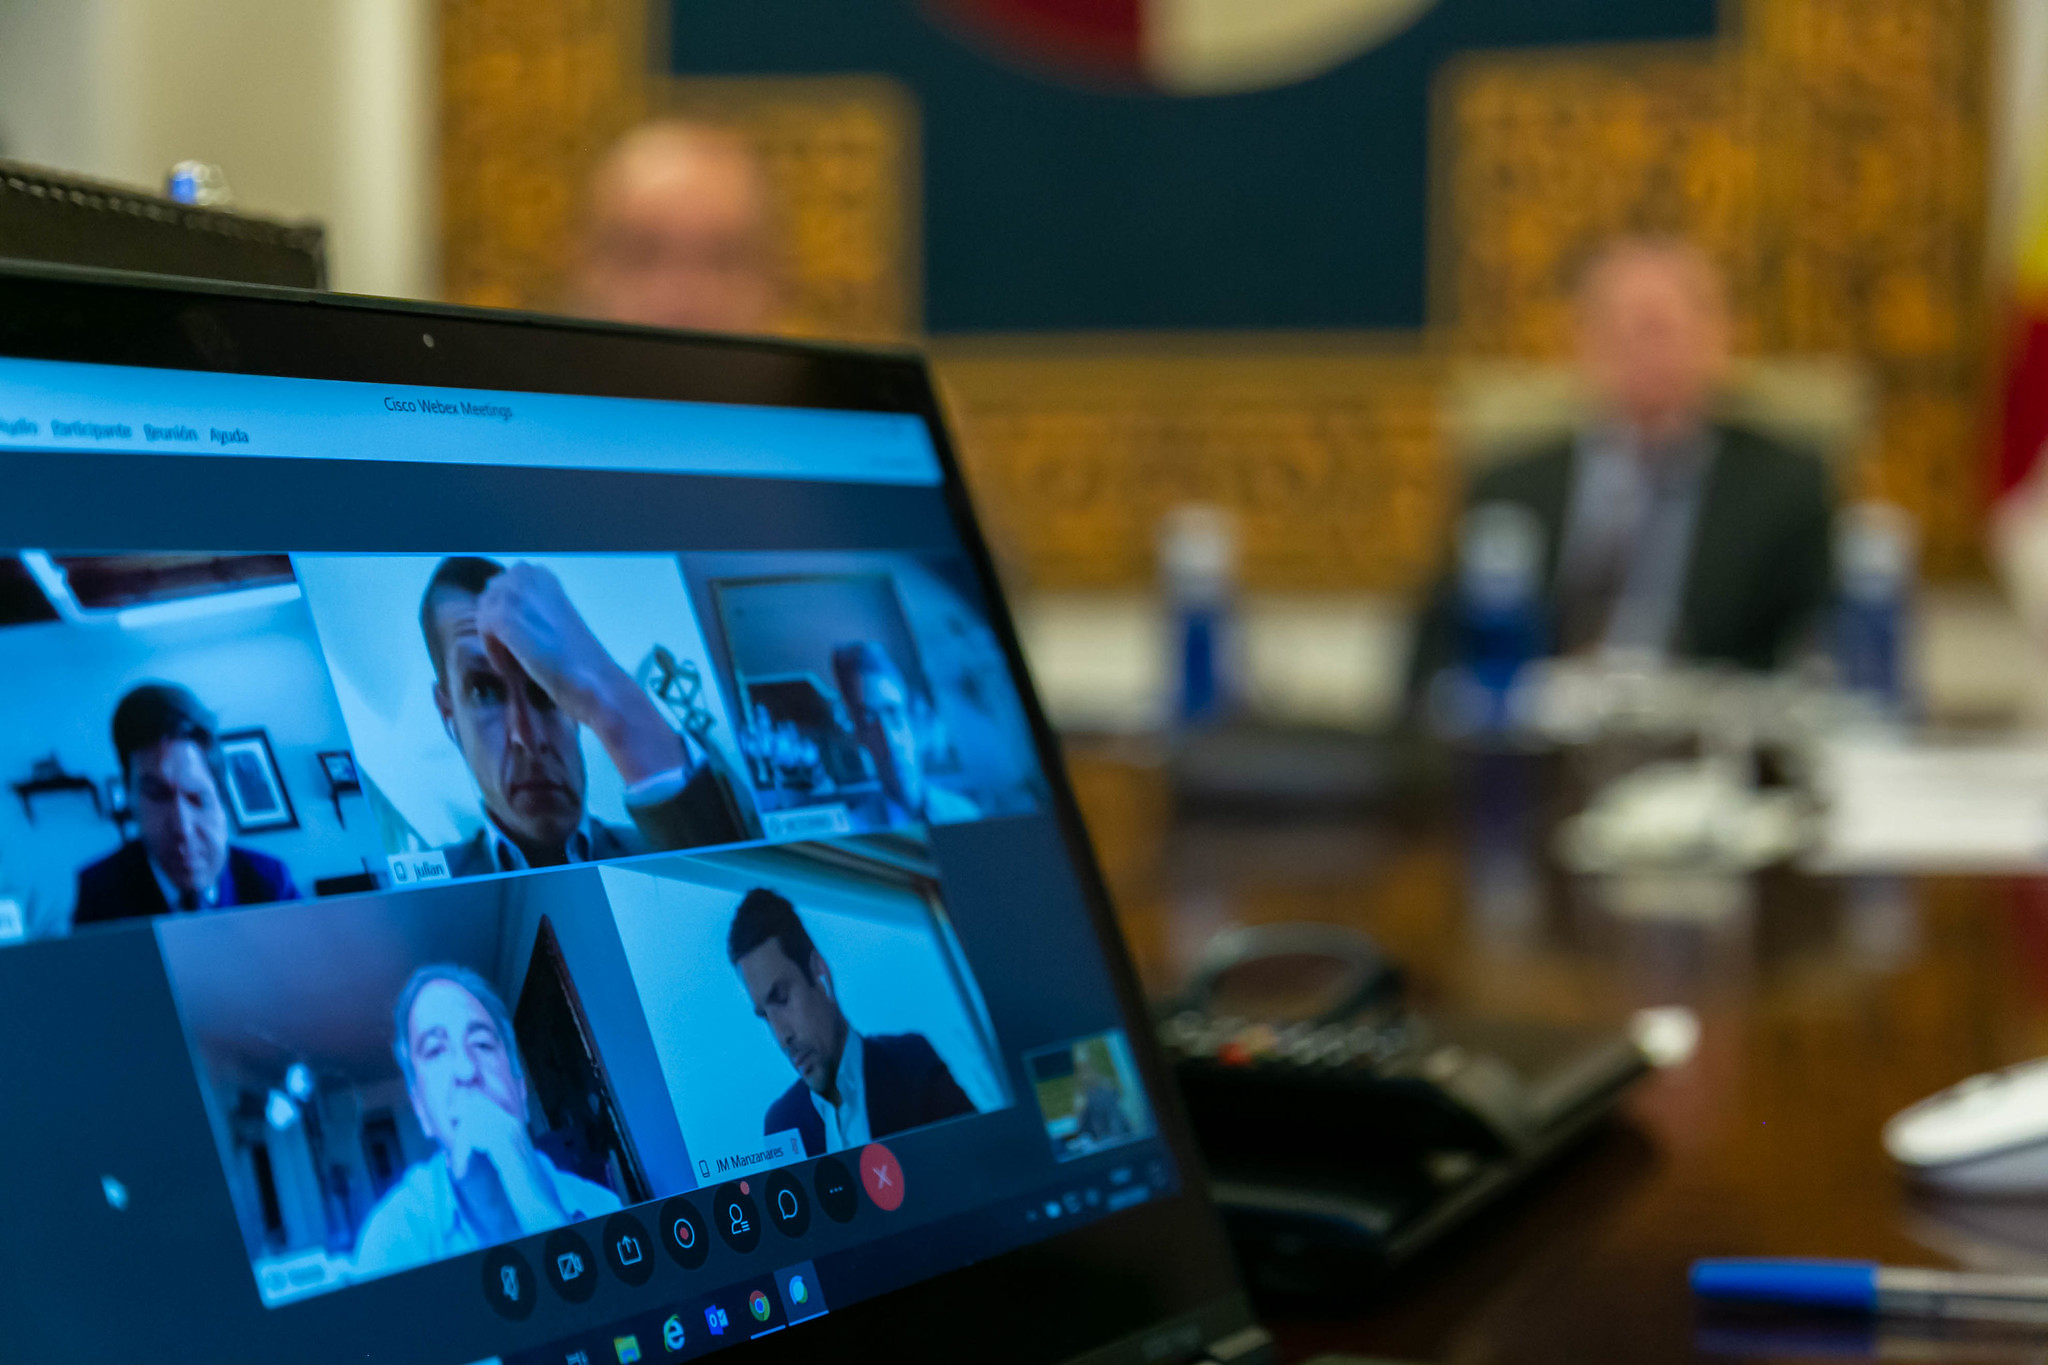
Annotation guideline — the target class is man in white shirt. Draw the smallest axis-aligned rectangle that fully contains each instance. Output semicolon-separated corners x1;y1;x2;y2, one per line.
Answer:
727;888;975;1156
352;965;620;1279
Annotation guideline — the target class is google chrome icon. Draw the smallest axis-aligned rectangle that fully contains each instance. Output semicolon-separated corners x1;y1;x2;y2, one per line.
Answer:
748;1290;771;1322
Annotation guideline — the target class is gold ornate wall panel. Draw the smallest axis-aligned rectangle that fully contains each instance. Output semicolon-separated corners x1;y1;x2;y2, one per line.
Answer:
440;0;650;311
440;0;1992;584
437;2;914;340
1436;47;1762;357
1435;0;1991;577
933;341;1450;592
1746;0;1989;576
659;78;919;343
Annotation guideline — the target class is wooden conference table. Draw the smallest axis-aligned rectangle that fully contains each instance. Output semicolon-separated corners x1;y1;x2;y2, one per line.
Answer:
1061;741;2048;1365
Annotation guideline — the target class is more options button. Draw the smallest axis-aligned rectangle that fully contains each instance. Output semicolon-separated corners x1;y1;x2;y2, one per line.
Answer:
813;1156;858;1224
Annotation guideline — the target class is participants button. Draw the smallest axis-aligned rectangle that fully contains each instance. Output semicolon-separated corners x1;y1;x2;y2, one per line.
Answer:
660;1195;709;1270
603;1211;656;1287
766;1168;810;1238
713;1182;762;1254
543;1227;599;1303
480;1245;536;1321
813;1156;858;1224
858;1142;905;1212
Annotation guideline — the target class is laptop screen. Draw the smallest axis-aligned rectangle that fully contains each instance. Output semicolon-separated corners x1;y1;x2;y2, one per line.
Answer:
0;338;1190;1363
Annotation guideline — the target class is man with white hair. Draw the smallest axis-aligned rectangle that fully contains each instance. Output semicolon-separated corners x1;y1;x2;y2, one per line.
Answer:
352;964;620;1278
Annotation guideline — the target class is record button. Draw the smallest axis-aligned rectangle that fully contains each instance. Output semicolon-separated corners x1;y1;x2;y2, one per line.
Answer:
659;1195;709;1271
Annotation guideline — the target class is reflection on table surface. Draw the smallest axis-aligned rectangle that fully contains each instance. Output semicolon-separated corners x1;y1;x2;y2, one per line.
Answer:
1062;739;2048;1365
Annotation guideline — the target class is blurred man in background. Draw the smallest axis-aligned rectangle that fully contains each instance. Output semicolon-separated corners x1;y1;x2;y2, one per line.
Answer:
73;682;300;925
570;119;782;333
1410;238;1835;692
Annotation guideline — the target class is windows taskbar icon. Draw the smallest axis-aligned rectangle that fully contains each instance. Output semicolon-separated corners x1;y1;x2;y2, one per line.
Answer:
774;1260;827;1325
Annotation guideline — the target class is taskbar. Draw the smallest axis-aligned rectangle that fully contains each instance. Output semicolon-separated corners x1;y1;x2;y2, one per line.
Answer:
507;1260;826;1365
501;1154;1175;1365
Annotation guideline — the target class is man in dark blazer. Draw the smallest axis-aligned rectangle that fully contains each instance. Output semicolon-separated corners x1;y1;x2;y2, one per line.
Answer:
420;556;754;876
728;887;975;1156
73;683;300;926
1409;239;1835;696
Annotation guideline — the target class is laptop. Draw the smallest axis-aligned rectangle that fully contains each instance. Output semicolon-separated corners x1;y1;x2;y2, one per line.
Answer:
0;263;1280;1365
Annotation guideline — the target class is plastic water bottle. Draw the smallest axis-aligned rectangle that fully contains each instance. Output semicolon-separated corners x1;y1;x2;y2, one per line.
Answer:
1451;502;1546;734
1834;502;1915;712
1159;504;1238;728
165;161;233;207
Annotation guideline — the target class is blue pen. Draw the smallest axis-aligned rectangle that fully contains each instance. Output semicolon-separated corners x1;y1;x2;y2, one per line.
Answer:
1692;1259;2048;1324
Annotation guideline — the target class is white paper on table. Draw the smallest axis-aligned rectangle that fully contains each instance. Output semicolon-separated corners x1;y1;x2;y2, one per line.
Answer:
1805;740;2048;872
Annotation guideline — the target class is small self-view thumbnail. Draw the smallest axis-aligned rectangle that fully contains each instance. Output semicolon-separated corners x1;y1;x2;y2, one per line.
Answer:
1027;1029;1153;1162
681;552;1047;842
158;869;697;1306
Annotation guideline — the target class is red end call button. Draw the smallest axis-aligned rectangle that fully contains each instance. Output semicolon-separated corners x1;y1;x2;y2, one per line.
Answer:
859;1142;905;1212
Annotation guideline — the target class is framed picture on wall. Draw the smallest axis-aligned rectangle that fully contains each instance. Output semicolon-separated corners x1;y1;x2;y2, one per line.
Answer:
217;729;299;833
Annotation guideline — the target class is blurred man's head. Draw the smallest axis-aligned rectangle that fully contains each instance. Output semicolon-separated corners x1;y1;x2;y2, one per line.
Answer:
114;682;229;897
420;556;588;857
573;119;780;333
1575;237;1733;445
392;965;528;1152
728;888;848;1098
832;642;924;813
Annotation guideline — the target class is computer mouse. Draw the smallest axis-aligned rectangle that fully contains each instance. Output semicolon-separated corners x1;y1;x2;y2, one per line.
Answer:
1885;1057;2048;1193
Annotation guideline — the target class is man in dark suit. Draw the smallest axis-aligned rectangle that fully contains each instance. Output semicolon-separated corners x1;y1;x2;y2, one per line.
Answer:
1409;238;1836;694
73;683;300;926
420;557;753;876
727;886;975;1156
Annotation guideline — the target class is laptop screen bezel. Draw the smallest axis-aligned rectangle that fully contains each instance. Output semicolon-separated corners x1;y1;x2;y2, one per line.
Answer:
0;262;1254;1365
